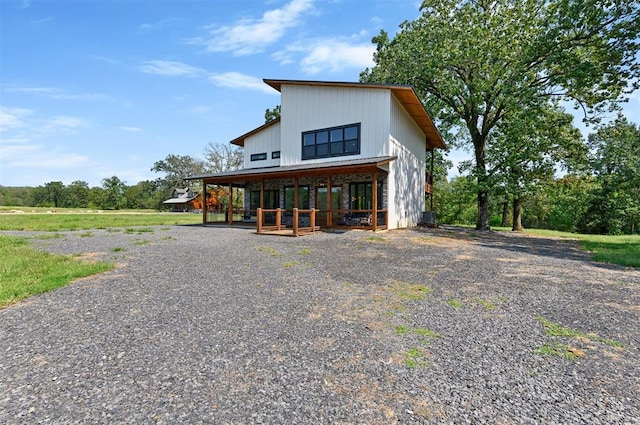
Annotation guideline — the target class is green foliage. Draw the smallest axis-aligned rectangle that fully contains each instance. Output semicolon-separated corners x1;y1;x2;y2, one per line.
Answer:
264;105;281;123
362;0;640;230
0;236;113;308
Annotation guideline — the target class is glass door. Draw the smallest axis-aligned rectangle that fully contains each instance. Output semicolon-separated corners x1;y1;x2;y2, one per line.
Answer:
315;187;328;226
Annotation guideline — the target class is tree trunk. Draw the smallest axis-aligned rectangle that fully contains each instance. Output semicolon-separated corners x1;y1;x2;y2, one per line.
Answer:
472;128;490;231
512;198;523;232
501;199;509;227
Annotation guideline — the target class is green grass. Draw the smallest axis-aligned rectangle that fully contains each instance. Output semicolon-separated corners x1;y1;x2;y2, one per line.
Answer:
404;347;429;368
0;235;114;308
534;343;585;360
446;298;464;309
256;246;281;256
536;316;623;348
491;227;640;268
0;209;201;231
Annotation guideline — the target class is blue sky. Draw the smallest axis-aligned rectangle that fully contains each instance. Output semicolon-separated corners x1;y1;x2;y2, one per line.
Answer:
1;0;638;188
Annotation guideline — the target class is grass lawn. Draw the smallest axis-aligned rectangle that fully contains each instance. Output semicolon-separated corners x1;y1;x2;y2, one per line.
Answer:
0;208;202;231
491;226;640;268
0;235;114;309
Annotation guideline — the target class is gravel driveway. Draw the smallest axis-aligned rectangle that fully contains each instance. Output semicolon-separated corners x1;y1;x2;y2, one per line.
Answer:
1;225;638;424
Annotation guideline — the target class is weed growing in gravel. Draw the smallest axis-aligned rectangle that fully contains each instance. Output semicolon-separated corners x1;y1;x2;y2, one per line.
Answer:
132;240;151;246
396;325;411;335
256;246;281;256
393;282;432;301
111;247;125;252
414;327;441;338
534;343;585;360
33;234;63;240
473;296;508;310
366;236;386;242
535;317;623;348
78;232;93;238
161;236;177;241
125;227;154;234
297;248;311;255
446;298;463;309
282;261;298;268
404;347;429;368
106;228;121;233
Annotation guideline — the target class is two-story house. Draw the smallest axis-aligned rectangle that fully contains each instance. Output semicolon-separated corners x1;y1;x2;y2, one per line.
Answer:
188;79;446;233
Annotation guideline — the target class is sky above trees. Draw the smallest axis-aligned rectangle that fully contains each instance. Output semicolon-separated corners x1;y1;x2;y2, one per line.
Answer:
1;0;638;188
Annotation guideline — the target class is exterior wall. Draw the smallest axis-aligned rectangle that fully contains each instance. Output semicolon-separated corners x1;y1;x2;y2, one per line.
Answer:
387;94;427;229
279;85;391;166
243;121;281;169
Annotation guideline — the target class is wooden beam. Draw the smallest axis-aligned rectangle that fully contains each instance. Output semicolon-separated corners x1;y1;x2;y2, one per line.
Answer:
326;175;332;227
202;180;206;225
372;170;378;231
228;183;233;225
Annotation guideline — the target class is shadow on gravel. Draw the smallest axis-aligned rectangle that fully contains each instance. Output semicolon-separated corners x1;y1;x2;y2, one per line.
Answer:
418;225;628;270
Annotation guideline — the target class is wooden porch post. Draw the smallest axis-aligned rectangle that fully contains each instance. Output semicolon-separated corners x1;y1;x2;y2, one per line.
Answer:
293;208;299;236
260;179;265;208
294;177;299;208
256;207;262;234
228;183;233;225
202;180;206;225
372;169;378;231
430;149;435;211
326;175;332;227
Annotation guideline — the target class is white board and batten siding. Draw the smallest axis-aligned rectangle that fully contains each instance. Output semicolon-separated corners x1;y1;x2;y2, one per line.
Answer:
279;84;392;166
243;121;281;169
387;94;427;229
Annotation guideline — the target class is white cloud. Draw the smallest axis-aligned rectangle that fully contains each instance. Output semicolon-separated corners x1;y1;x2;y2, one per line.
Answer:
194;0;315;55
209;72;277;94
0;106;33;131
43;116;87;132
139;60;205;77
140;17;177;31
6;151;90;169
118;126;143;132
275;37;375;75
4;86;108;101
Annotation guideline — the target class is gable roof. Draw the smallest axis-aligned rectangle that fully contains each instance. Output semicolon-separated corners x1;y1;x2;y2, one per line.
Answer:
263;79;447;150
230;117;280;147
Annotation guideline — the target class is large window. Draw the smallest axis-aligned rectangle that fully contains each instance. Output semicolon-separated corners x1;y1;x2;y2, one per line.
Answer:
250;190;279;210
349;182;383;210
302;123;360;160
284;185;310;209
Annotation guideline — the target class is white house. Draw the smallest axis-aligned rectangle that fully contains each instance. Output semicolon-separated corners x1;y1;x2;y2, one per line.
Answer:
188;79;446;232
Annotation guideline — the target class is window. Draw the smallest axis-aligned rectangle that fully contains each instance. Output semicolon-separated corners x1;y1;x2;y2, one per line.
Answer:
349;182;383;210
251;152;267;161
272;151;281;159
250;190;279;209
302;123;360;160
284;186;310;209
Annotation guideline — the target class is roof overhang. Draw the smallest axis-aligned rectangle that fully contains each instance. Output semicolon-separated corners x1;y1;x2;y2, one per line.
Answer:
263;79;447;150
186;156;397;185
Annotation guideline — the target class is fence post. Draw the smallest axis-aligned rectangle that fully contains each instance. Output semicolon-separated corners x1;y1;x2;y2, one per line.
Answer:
310;208;316;233
276;208;281;231
293;208;299;236
257;208;262;234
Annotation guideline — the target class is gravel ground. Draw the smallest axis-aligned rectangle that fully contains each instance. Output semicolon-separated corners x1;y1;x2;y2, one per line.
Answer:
0;225;638;424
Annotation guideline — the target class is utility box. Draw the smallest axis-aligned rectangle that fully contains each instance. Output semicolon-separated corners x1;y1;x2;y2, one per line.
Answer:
421;211;437;228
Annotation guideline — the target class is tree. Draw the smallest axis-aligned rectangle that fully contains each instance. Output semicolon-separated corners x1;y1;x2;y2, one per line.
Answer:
124;180;161;210
581;117;640;234
203;143;243;174
65;180;90;208
264;105;281;123
151;154;207;195
486;105;585;231
361;0;640;230
101;176;126;210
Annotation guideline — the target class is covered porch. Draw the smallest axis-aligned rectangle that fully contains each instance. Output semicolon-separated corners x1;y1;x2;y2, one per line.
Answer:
188;156;396;235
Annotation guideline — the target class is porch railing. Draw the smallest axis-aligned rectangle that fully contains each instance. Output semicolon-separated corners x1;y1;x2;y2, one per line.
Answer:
256;208;318;236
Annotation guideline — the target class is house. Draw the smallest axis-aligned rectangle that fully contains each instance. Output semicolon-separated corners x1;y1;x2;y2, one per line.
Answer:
162;187;199;212
187;79;446;233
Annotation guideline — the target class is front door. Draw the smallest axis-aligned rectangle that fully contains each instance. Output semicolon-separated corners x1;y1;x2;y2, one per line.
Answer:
315;187;328;226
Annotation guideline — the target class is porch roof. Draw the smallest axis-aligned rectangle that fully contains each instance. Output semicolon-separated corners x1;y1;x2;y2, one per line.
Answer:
186;156;396;185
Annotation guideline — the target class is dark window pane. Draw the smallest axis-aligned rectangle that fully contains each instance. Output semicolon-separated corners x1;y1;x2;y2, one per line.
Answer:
330;142;344;155
345;140;359;153
344;126;358;140
303;133;315;146
303;145;315;159
316;131;329;144
316;143;329;157
272;151;280;159
330;129;343;142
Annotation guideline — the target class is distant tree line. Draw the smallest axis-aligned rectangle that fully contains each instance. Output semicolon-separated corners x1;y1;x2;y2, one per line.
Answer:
0;143;243;211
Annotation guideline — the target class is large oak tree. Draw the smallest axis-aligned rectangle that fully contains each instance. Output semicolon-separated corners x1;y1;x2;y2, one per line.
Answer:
361;0;640;229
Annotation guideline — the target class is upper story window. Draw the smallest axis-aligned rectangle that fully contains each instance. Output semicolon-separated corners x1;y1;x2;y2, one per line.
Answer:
272;151;281;159
251;152;267;161
302;123;360;160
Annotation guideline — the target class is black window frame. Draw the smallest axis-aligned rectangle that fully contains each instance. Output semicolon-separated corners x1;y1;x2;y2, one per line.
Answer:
301;123;360;160
250;152;267;161
271;151;281;159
